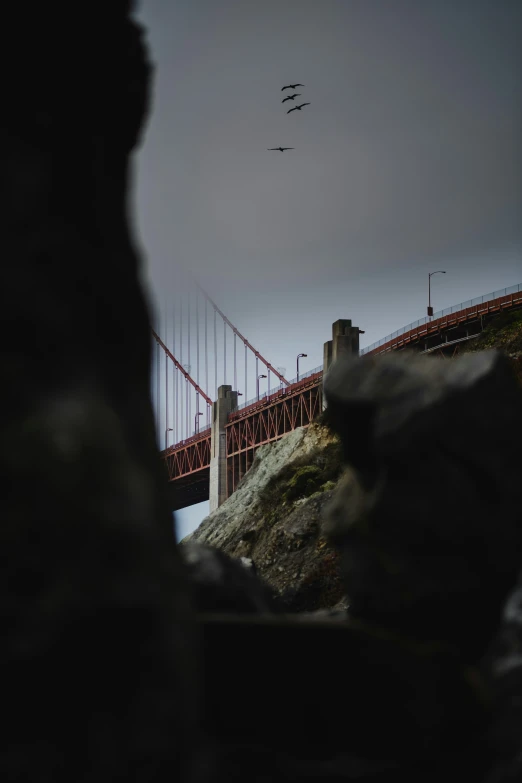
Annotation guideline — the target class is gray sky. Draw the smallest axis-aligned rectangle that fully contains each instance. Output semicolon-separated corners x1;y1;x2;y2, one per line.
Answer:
133;0;522;539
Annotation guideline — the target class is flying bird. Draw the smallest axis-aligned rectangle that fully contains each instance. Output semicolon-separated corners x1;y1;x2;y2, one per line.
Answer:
281;83;304;91
267;147;294;152
287;102;310;114
282;93;301;103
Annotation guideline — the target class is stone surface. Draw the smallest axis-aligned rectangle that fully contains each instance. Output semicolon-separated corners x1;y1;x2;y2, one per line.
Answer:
201;614;489;782
1;4;205;782
5;4;522;780
323;349;522;660
481;573;522;782
184;421;346;611
181;542;281;614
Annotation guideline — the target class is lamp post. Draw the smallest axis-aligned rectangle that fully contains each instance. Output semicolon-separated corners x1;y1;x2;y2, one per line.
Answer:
257;374;267;401
297;353;307;382
428;271;446;317
194;411;203;435
165;427;173;450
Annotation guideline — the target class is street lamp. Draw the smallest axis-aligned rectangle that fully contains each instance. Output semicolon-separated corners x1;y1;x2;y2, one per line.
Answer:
257;374;267;401
428;271;446;317
296;353;307;382
165;427;173;450
194;411;203;435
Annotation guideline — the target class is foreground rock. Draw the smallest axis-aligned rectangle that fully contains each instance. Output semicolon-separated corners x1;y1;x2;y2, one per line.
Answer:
323;349;522;660
481;572;522;783
1;5;204;782
181;542;281;614
5;1;522;779
459;309;522;387
184;421;347;611
319;348;522;781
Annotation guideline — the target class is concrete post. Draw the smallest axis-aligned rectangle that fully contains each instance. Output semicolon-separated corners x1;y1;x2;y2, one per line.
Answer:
322;319;362;409
209;384;238;512
332;319;361;362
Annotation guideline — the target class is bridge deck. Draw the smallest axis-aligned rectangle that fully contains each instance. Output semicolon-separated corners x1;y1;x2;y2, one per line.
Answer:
162;287;522;509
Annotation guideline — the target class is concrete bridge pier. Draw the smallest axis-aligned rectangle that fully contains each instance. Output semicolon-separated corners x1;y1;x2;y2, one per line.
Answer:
322;319;362;409
209;384;238;513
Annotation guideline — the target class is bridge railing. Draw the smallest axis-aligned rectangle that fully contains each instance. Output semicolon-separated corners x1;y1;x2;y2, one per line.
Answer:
359;283;522;356
234;365;324;412
163;425;211;456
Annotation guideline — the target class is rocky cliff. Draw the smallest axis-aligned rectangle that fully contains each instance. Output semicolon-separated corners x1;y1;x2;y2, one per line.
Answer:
458;309;522;383
183;419;348;611
183;309;522;610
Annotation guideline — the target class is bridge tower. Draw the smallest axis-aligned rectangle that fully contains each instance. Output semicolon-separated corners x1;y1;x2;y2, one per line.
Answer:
209;384;238;512
322;319;362;409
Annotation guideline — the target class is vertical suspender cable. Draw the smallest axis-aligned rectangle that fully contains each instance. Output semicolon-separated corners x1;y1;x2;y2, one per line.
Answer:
224;319;227;386
234;333;237;392
196;292;200;388
244;343;247;402
205;299;208;393
179;297;184;440
173;306;177;444
156;342;160;444
205;300;209;427
188;291;191;430
165;352;169;450
196;292;200;429
214;308;217;400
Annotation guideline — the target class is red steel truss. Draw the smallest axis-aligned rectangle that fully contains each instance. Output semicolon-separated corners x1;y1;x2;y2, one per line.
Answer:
162;427;212;511
163;427;211;481
160;290;521;508
368;291;521;356
225;373;323;496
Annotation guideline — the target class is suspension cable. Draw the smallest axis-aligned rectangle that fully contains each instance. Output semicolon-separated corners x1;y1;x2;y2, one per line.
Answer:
156;341;160;442
234;333;237;391
205;299;208;405
214;308;217;400
151;330;212;406
193;281;290;385
196;291;200;387
165;351;169;450
180;299;185;439
173;307;177;444
188;292;191;430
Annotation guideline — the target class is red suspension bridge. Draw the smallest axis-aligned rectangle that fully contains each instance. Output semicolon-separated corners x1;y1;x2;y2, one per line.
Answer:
152;282;522;512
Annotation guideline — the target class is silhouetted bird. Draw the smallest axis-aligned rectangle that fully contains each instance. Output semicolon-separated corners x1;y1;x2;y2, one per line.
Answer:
267;147;294;152
282;93;301;103
287;102;310;114
281;83;305;91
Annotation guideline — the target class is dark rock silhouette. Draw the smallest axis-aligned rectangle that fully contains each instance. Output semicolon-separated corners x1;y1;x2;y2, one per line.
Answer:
1;3;206;782
3;3;522;781
323;349;522;661
481;573;522;782
181;542;281;614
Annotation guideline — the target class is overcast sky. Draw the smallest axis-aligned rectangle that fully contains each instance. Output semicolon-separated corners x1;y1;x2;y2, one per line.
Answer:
133;0;522;539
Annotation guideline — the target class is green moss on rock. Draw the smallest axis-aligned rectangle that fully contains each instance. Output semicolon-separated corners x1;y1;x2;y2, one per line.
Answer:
460;310;522;354
259;435;343;514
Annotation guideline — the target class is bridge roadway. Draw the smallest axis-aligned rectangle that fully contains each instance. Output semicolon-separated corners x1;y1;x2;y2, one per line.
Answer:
164;285;522;511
